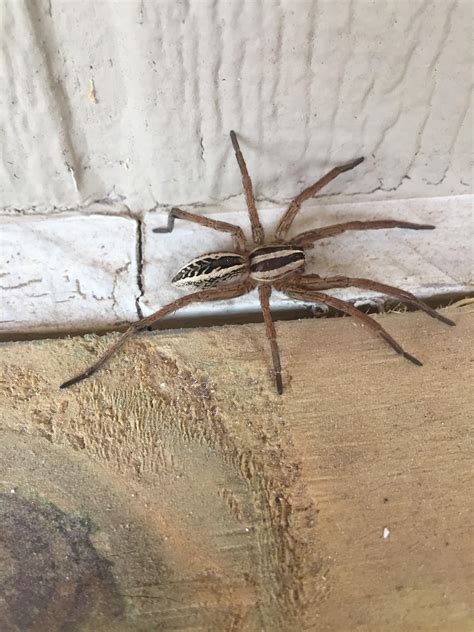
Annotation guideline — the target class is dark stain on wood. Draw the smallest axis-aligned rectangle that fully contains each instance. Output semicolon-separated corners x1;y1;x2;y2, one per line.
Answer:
0;493;123;631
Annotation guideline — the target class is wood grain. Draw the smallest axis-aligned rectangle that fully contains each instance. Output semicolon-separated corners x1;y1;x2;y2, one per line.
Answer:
0;303;472;631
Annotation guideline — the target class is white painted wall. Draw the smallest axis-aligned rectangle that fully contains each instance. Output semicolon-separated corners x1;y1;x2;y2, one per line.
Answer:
1;0;472;333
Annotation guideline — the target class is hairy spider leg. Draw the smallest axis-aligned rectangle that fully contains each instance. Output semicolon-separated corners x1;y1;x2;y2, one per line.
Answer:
258;284;283;394
295;275;455;326
153;206;246;253
292;219;435;248
60;279;256;389
276;157;364;240
230;130;265;245
277;283;423;366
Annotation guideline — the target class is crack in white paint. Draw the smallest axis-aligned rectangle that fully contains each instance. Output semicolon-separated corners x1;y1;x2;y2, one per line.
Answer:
0;278;42;290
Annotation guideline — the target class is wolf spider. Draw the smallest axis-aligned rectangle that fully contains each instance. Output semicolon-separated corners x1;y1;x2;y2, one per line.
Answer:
61;131;454;394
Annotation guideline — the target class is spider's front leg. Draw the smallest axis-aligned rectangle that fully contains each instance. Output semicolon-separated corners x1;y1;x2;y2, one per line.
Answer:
295;274;455;326
258;284;284;394
230;130;265;245
276;280;424;366
292;219;435;249
276;156;365;240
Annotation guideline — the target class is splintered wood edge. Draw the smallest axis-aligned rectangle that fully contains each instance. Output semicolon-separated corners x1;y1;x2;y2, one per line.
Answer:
0;304;472;630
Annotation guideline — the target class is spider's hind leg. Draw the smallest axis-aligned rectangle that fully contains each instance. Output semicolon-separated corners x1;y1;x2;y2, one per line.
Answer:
60;279;255;389
153;206;246;252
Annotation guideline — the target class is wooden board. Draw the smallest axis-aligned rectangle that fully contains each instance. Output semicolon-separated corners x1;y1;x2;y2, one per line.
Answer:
0;303;472;631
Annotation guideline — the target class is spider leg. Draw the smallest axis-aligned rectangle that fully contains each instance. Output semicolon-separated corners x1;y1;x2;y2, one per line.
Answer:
295;275;455;326
153;206;246;253
60;279;256;389
277;282;423;366
292;219;434;248
230;130;265;245
258;284;283;394
275;157;364;240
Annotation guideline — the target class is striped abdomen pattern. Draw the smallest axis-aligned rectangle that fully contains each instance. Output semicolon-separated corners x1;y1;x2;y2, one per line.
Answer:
172;252;247;288
249;244;305;281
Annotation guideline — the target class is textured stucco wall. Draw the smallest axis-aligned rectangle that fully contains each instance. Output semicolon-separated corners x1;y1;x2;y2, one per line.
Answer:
2;0;472;213
0;0;472;332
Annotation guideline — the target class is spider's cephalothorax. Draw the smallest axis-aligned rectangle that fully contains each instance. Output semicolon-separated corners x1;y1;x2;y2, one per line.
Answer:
61;130;455;394
248;244;305;282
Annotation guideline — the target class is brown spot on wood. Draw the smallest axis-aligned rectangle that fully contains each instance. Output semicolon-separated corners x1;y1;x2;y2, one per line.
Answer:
0;494;122;631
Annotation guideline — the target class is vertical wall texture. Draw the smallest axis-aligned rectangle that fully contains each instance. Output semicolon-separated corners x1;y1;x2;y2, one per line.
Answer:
0;0;472;332
1;0;472;212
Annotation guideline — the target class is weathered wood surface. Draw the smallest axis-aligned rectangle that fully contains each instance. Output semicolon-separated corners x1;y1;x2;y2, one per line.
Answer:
0;304;472;631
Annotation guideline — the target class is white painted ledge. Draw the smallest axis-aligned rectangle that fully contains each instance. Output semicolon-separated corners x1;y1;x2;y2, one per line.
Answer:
141;195;473;320
1;196;471;335
0;215;138;334
1;2;472;338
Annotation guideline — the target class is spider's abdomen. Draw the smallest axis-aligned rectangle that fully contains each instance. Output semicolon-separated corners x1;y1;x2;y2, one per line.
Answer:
172;252;247;288
249;244;305;282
